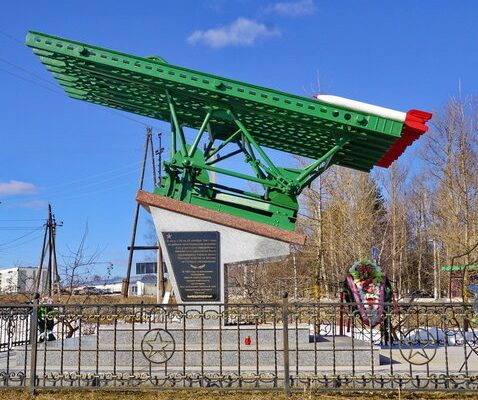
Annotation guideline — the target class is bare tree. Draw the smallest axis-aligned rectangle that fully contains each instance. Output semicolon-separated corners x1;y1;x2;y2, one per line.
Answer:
421;97;478;298
60;223;105;301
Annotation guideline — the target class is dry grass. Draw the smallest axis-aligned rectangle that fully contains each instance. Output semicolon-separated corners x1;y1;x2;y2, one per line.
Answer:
0;294;159;305
0;390;477;400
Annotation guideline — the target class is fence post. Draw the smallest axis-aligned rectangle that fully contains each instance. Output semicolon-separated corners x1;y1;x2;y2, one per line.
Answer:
282;292;290;396
29;293;39;396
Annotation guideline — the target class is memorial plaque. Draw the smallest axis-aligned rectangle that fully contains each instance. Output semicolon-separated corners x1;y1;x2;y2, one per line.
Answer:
162;231;220;301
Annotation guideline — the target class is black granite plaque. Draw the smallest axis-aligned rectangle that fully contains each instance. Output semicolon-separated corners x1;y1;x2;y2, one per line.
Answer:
162;231;220;301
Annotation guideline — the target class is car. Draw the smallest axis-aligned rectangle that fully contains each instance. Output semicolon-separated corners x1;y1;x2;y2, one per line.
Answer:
72;286;105;295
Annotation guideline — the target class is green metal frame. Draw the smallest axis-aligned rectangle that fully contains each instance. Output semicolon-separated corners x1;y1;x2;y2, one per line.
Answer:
25;31;411;231
156;94;348;229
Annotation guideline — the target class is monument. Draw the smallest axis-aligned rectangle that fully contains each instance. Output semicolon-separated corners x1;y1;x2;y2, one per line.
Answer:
26;31;432;305
14;32;450;391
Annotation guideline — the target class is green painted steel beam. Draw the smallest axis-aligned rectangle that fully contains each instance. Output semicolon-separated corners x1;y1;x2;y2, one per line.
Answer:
25;30;405;173
25;31;429;231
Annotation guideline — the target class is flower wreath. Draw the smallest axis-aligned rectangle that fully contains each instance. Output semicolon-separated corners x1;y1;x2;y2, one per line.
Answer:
344;259;390;327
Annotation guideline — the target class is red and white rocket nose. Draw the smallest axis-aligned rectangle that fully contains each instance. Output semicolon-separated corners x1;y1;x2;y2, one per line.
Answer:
313;94;432;168
313;94;407;122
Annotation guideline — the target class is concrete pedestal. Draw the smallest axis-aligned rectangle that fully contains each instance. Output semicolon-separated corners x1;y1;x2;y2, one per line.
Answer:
150;206;292;304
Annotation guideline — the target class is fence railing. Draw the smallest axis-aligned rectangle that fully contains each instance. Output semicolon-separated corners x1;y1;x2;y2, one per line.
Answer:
1;298;478;394
0;306;31;352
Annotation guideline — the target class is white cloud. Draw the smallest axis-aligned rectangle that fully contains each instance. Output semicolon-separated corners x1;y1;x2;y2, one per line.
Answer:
187;18;280;49
3;200;48;209
0;180;37;196
265;0;317;16
14;200;48;209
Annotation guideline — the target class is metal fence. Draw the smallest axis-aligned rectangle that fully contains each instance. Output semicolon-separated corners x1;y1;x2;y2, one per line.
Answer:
1;297;478;394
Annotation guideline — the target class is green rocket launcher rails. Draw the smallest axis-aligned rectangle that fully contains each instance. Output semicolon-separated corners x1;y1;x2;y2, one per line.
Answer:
26;31;431;232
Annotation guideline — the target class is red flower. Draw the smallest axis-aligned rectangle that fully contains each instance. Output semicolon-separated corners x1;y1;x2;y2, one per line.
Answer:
363;278;373;287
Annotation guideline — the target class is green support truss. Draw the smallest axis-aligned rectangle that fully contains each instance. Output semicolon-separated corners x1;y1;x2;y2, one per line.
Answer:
26;31;431;231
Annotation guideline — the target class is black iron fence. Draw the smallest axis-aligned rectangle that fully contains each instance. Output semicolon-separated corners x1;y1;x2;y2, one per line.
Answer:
1;298;478;394
0;306;31;352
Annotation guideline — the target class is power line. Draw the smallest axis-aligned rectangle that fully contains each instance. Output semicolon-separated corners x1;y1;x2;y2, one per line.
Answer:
0;28;159;130
0;226;44;230
28;171;144;205
0;65;64;95
0;226;44;247
0;232;45;253
0;219;45;222
0;29;24;45
90;103;156;128
43;167;140;199
0;62;157;128
43;160;143;190
50;182;131;202
0;56;59;88
0;226;43;232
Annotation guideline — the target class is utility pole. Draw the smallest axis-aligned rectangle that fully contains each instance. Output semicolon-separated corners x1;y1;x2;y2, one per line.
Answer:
34;204;61;297
155;131;166;303
46;206;52;295
122;128;151;297
123;128;168;301
34;220;49;295
50;210;61;295
156;132;166;303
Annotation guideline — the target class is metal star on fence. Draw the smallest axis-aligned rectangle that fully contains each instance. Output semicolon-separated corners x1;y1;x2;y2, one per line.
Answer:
399;328;437;365
141;329;175;364
405;346;435;364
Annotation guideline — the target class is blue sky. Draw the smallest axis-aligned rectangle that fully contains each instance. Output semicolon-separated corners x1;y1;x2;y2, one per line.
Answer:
1;1;477;276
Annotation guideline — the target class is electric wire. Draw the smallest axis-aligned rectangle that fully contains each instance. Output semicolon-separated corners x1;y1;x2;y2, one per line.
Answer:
0;232;45;252
0;28;159;205
43;167;140;199
0;63;155;128
0;219;45;222
0;29;158;129
49;182;131;203
0;28;159;129
43;160;143;191
0;29;24;45
0;56;59;88
0;65;64;95
0;226;45;230
0;226;44;247
19;162;144;205
0;29;160;263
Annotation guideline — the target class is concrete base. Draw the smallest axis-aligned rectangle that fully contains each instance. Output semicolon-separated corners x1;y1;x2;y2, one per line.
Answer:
14;323;379;369
150;206;292;304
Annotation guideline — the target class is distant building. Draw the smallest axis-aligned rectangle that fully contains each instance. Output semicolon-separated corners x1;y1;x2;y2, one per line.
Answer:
441;265;478;299
0;267;43;294
136;262;157;275
134;274;158;296
136;261;168;277
90;274;161;296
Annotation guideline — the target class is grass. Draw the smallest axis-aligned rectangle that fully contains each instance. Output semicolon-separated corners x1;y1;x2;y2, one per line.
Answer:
0;294;159;305
1;390;478;400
